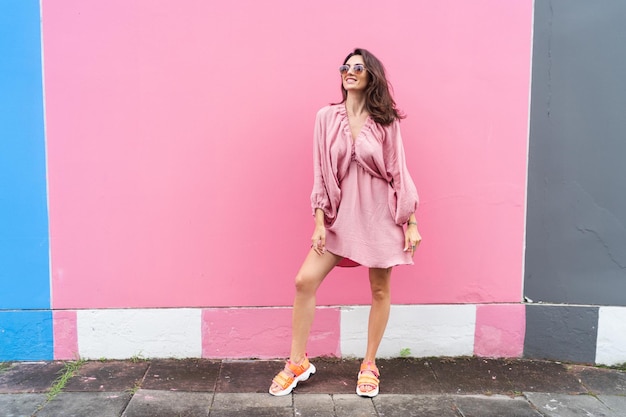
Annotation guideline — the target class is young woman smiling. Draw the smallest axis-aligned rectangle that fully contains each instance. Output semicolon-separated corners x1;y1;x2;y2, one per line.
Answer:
269;48;421;398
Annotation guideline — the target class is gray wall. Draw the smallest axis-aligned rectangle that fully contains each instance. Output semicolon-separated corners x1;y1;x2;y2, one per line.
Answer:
525;0;626;306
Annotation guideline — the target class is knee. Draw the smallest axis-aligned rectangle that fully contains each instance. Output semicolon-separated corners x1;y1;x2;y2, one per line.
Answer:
371;285;390;302
294;272;319;295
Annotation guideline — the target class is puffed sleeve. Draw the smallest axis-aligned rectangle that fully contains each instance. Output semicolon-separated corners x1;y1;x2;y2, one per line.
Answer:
310;109;340;225
383;120;419;225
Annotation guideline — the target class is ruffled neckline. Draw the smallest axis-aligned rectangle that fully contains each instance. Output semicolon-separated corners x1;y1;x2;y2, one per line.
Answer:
336;104;374;142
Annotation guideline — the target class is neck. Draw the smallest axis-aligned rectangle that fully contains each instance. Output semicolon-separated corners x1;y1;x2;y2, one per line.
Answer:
345;92;367;117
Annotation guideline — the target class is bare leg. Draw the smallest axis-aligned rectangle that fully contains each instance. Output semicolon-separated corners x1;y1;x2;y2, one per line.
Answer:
360;267;392;393
269;249;341;394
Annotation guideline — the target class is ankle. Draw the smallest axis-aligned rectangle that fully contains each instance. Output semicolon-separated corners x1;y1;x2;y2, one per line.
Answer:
289;354;307;365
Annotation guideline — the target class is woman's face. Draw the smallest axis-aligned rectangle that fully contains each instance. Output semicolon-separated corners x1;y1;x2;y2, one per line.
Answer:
341;55;369;92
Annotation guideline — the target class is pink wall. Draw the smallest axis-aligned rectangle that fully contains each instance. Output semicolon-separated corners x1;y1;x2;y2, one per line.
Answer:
43;0;532;309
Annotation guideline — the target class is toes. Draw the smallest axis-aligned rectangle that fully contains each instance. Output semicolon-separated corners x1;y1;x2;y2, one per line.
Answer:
358;384;373;392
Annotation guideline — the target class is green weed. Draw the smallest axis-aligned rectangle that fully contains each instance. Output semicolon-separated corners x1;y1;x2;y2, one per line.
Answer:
46;359;86;401
130;352;146;363
597;362;626;372
127;380;142;395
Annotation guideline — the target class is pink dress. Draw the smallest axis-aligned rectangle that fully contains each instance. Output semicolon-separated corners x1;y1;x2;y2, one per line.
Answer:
311;105;419;268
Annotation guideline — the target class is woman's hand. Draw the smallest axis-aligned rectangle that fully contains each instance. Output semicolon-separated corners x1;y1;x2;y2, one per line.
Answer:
311;224;326;255
404;223;422;257
312;208;327;255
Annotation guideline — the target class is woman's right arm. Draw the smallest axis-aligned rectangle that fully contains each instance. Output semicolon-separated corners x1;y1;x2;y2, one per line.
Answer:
310;109;331;255
312;208;326;255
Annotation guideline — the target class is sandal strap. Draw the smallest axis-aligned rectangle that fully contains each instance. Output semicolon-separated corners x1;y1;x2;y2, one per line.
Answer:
272;356;310;389
359;362;380;378
357;374;380;386
287;357;310;376
272;370;294;389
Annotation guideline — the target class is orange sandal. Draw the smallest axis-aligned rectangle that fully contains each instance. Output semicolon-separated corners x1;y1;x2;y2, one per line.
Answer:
356;361;380;397
269;356;316;396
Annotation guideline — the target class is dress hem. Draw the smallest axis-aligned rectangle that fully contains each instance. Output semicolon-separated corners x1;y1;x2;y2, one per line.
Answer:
327;249;414;269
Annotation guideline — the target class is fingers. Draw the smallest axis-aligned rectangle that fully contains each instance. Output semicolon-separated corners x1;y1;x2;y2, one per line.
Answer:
311;236;326;255
404;235;421;257
404;242;418;253
313;242;325;255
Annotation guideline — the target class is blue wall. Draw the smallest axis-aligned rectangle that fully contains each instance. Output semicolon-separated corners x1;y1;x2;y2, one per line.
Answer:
0;0;52;360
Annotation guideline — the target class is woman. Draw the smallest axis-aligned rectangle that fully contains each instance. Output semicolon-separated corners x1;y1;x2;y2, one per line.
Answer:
269;48;421;398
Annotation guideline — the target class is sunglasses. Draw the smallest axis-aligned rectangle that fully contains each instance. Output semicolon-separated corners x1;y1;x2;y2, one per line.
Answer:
339;64;366;75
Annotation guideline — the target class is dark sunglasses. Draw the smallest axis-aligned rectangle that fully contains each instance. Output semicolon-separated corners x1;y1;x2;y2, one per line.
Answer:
339;64;366;75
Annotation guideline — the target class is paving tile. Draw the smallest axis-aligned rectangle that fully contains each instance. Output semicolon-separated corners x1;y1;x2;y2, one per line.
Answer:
63;360;150;392
142;359;220;391
501;359;587;394
36;391;131;417
294;393;336;417
0;362;65;393
375;358;442;394
598;395;626;414
293;357;442;395
453;394;543;417
0;393;47;417
2;358;625;417
122;390;212;417
570;366;626;395
294;358;358;394
373;394;458;417
332;394;377;416
428;357;515;394
525;392;619;417
210;393;292;417
216;360;282;393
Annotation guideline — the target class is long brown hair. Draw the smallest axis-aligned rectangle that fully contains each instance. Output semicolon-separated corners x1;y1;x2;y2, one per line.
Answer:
336;48;405;126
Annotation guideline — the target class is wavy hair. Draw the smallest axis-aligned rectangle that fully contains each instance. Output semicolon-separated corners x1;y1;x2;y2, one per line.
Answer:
336;48;405;126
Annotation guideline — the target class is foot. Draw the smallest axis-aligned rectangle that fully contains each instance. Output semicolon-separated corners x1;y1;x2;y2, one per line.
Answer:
269;357;316;396
269;362;296;395
356;361;380;397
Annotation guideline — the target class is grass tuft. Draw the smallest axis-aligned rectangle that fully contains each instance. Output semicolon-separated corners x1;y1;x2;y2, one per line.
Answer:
400;348;412;358
596;362;626;372
127;380;142;395
46;359;86;401
130;352;146;363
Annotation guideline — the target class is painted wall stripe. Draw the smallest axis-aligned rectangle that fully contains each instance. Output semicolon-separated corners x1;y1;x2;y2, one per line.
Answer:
596;306;626;366
0;311;53;361
474;304;525;358
341;305;476;358
76;309;202;359
202;307;340;359
524;305;599;363
53;310;78;360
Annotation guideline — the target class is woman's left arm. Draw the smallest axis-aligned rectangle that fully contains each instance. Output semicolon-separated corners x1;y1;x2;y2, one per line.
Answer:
404;214;422;257
383;121;422;256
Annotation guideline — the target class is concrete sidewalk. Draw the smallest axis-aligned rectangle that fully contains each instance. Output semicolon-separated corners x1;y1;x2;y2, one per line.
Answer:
1;357;625;416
